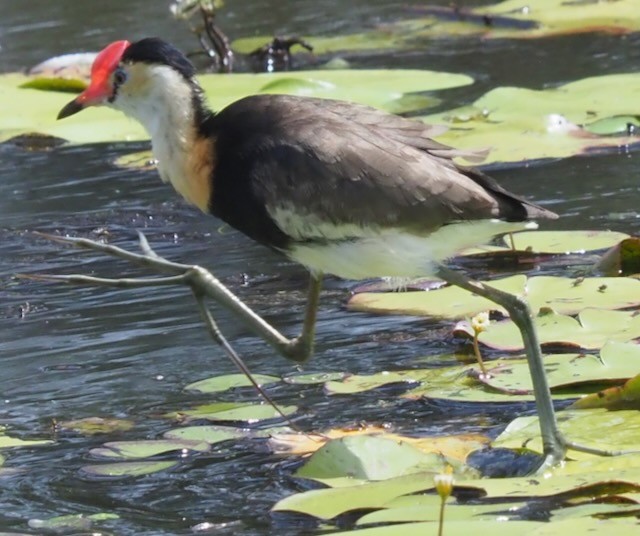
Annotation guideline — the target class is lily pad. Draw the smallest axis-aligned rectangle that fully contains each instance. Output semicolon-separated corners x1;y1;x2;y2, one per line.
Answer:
294;435;459;487
468;308;640;351
81;460;178;477
478;342;640;393
272;472;434;519
325;363;579;404
356;498;525;525
273;466;640;521
56;416;135;435
494;409;640;459
0;69;471;145
596;237;640;276
283;371;348;385
163;425;248;443
268;427;487;460
28;513;119;532
184;373;280;394
570;372;640;410
0;435;52;449
422;73;640;165
89;439;211;460
330;521;542;536
233;0;640;55
349;275;640;320
499;230;630;255
164;402;297;423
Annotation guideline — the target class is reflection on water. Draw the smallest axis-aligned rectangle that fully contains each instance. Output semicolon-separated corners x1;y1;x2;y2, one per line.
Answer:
2;1;640;534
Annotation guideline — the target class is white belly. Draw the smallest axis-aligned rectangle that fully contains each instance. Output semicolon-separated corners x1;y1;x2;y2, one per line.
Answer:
287;220;536;280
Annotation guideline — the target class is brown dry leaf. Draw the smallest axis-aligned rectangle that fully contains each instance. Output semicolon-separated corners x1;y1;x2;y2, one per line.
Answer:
268;425;488;461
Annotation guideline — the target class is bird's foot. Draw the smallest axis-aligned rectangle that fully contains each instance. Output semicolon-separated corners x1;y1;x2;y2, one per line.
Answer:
537;431;639;474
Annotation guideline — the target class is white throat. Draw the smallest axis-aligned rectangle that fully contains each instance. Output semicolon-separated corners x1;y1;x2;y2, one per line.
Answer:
112;64;199;202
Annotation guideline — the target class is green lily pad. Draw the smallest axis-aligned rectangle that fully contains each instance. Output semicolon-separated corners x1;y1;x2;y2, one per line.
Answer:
349;275;640;320
164;402;297;423
274;466;640;521
56;416;135;435
325;343;638;402
89;439;211;460
478;342;640;393
81;460;178;477
28;513;119;532
570;372;640;410
0;69;471;145
423;73;640;165
356;498;525;525
469;308;640;351
234;0;640;56
272;472;434;519
163;425;248;443
0;435;52;449
295;435;451;487
331;521;542;536
113;150;156;170
283;371;349;385
500;230;630;255
184;373;280;394
596;237;640;276
325;363;579;403
494;409;640;458
527;518;640;535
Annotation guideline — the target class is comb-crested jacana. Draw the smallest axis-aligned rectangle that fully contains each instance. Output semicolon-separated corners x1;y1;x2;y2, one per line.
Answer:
58;37;579;470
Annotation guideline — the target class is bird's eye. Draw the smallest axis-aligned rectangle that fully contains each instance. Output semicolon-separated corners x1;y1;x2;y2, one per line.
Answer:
113;68;127;86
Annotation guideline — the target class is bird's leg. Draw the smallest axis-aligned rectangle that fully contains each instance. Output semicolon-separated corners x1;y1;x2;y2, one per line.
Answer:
283;273;323;363
435;265;637;470
435;264;566;470
29;233;319;364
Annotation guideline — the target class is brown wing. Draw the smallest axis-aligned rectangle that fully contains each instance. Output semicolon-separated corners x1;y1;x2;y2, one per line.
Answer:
209;95;556;247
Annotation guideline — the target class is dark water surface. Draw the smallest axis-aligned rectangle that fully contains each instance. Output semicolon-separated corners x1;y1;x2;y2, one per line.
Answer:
2;1;640;534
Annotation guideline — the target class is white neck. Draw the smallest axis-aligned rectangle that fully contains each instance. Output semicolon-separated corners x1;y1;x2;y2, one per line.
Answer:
113;64;208;209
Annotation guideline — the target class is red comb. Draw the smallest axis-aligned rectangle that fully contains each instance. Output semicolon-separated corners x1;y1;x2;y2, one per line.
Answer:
91;40;130;79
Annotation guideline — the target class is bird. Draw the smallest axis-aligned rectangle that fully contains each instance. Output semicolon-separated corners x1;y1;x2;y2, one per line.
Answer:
58;37;572;469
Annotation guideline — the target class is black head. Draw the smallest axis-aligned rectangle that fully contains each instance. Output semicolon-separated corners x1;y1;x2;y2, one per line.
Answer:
121;37;197;80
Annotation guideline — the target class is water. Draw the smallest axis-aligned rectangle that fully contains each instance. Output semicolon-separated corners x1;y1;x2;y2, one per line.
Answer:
2;1;640;534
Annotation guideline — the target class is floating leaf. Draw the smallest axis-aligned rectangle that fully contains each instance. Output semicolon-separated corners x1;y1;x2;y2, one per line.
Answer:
350;275;640;321
469;309;640;351
163;425;248;443
330;520;542;536
500;230;630;255
0;69;471;144
81;460;178;477
273;466;640;521
28;513;119;532
294;435;451;487
113;150;156;171
325;363;579;403
56;416;135;435
0;435;52;449
356;498;525;525
269;426;487;461
164;402;297;423
272;472;434;519
89;439;211;460
423;73;640;164
234;0;640;56
283;371;348;385
570;372;640;410
478;342;640;393
184;373;280;394
596;237;640;276
494;409;640;459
